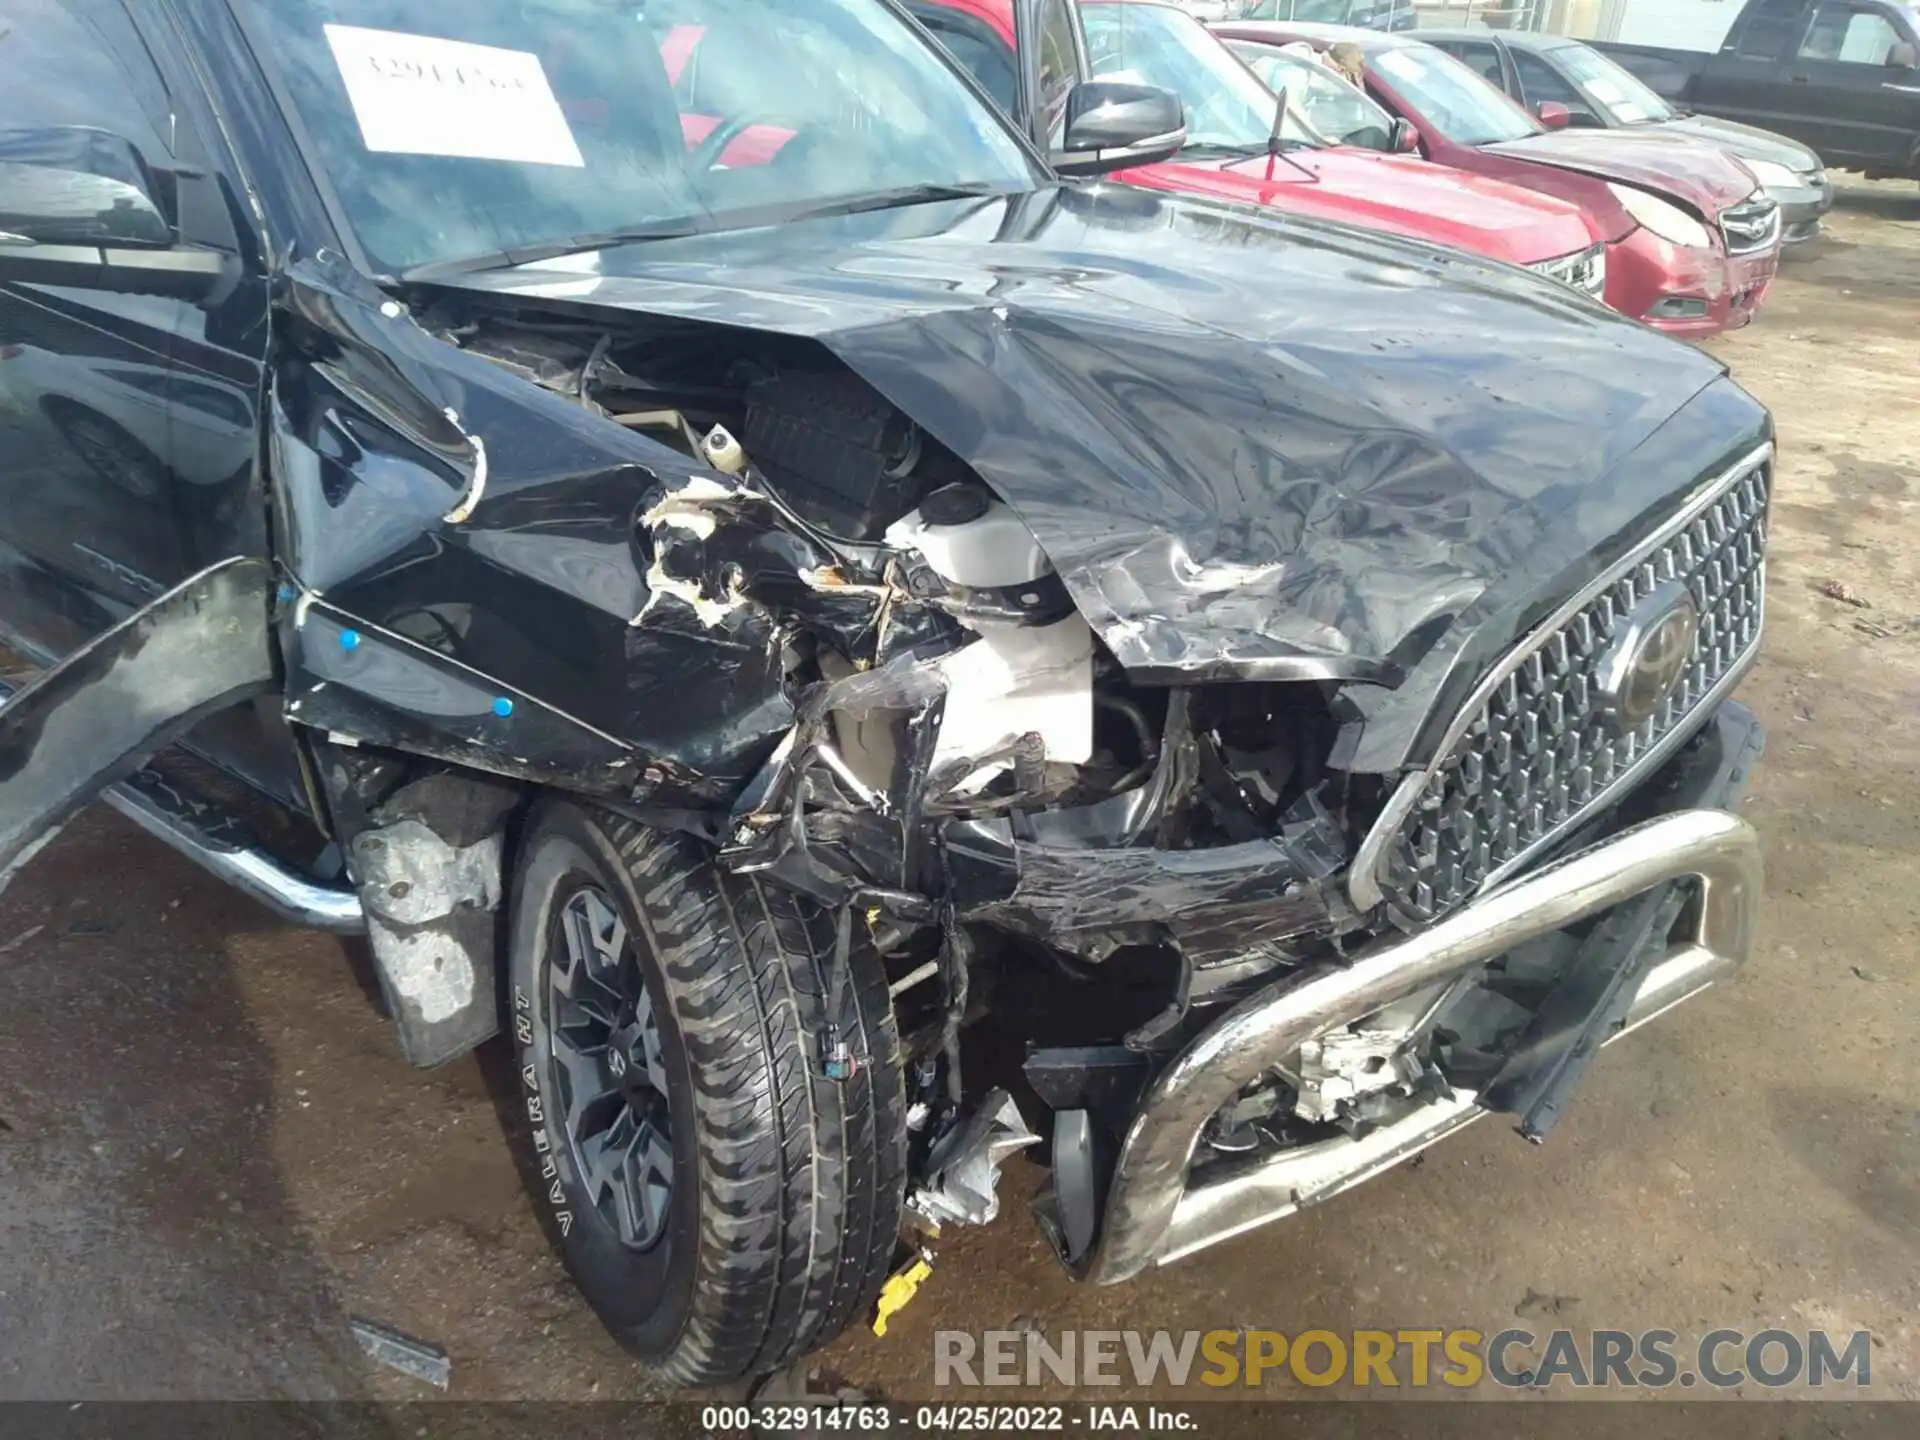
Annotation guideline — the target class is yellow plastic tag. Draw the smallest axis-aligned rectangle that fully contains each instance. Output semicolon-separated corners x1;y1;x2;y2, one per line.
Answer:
871;1254;934;1338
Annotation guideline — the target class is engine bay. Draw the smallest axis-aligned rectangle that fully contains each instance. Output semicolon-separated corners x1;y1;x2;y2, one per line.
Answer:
416;301;1371;1133
433;301;1354;865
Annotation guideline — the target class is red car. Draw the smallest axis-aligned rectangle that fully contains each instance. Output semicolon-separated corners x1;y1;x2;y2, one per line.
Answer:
905;0;1609;296
1214;23;1781;338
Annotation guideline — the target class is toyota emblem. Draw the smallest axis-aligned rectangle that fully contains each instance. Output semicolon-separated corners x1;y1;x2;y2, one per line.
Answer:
1597;581;1700;732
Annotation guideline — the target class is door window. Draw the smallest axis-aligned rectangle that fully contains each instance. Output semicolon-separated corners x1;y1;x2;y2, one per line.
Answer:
1444;40;1508;92
0;0;236;254
1513;51;1582;109
1734;0;1813;57
0;1;178;207
1798;3;1903;61
914;11;1020;116
1033;0;1082;143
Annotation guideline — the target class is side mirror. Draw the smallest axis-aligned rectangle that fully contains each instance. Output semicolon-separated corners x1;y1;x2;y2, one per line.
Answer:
1051;81;1187;177
1388;117;1421;153
1534;101;1571;130
1889;40;1918;68
0;126;232;302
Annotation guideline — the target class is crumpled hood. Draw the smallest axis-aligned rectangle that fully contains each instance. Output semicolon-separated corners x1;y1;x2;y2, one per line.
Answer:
1124;148;1597;266
1485;127;1760;216
1655;114;1823;177
443;183;1742;684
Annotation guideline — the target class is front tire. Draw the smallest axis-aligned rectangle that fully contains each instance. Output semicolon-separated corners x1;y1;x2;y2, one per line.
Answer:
505;802;907;1385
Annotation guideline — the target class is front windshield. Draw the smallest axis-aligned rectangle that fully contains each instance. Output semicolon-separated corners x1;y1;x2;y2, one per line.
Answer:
1371;42;1539;146
1552;43;1674;124
248;0;1039;275
1228;42;1395;149
1080;2;1319;152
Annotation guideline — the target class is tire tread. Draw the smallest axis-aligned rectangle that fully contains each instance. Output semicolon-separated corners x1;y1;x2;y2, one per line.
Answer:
590;812;906;1385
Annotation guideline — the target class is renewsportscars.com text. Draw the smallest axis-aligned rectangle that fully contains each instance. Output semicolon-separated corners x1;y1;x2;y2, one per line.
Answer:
933;1327;1873;1390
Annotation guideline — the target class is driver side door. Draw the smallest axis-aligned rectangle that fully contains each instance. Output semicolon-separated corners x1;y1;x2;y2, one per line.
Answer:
0;0;291;799
0;0;202;663
1783;0;1920;167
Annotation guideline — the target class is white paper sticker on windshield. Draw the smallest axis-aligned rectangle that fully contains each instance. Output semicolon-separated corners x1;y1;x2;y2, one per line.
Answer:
324;24;584;167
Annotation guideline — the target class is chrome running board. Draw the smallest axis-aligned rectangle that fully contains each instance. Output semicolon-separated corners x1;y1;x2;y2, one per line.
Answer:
0;645;364;935
101;768;364;933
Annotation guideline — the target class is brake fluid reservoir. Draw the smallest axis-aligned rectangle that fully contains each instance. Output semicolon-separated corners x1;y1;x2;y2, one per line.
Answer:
702;424;747;476
883;485;1051;589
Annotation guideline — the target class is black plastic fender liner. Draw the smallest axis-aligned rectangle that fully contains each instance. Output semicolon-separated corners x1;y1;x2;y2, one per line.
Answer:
0;557;276;895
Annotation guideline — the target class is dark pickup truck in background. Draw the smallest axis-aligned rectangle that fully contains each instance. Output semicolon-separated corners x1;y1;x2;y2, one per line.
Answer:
1595;0;1920;180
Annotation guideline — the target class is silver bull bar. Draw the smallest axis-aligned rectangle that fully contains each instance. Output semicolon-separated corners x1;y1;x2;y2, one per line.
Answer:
1076;808;1762;1285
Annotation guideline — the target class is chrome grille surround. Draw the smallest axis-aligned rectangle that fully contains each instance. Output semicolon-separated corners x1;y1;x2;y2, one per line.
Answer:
1721;194;1782;255
1353;444;1771;924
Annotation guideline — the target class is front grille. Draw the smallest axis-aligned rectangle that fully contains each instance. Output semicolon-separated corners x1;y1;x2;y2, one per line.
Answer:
1720;195;1781;255
1528;243;1607;298
1375;453;1770;925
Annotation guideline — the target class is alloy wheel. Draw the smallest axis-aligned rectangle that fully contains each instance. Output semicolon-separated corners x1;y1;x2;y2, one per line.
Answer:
546;884;675;1251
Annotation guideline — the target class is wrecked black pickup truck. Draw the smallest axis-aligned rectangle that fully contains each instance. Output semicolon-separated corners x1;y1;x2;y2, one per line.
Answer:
0;0;1767;1385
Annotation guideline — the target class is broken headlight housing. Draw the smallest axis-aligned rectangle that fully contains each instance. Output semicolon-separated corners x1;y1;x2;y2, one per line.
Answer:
1608;183;1712;249
1528;242;1606;298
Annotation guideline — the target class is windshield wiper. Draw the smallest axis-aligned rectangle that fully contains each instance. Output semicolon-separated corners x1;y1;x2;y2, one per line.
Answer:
779;182;1010;224
1178;140;1308;160
398;188;1008;281
399;218;714;282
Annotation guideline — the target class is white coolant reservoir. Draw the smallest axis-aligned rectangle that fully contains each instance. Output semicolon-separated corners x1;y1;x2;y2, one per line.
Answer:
929;615;1095;791
883;486;1090;790
883;485;1052;589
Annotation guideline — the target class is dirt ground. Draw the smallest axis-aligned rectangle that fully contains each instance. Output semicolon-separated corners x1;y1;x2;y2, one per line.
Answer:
0;179;1916;1408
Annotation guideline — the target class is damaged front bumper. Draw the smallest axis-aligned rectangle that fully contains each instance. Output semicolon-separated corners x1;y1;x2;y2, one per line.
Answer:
1075;704;1764;1286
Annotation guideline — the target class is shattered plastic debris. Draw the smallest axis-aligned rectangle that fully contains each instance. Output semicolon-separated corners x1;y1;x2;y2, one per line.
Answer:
909;1088;1040;1230
637;473;742;544
797;649;950;724
1816;577;1871;609
0;924;44;956
632;475;764;629
349;1317;452;1389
